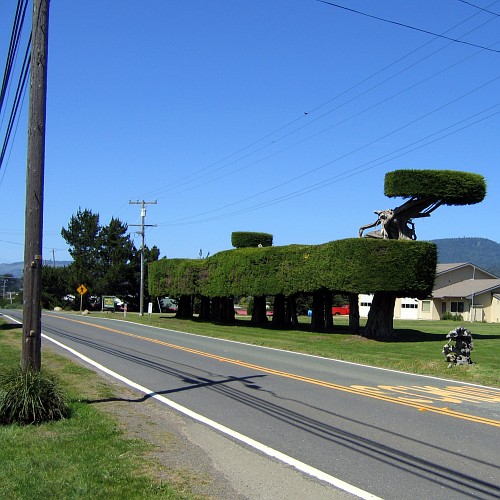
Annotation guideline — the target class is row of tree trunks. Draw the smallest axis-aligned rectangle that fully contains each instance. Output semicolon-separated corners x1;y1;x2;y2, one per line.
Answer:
171;291;397;341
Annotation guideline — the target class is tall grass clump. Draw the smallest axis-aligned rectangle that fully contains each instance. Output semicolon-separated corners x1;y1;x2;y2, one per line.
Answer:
0;368;69;425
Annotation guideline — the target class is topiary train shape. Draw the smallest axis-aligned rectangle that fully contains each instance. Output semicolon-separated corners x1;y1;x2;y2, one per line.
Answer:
149;170;486;340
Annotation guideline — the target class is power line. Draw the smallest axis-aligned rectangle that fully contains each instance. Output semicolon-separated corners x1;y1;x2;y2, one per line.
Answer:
0;36;31;172
457;0;500;16
317;0;500;54
138;1;500;203
158;94;500;227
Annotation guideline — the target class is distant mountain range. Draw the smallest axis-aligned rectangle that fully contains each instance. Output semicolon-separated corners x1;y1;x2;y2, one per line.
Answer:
0;261;71;278
1;238;499;278
432;237;500;277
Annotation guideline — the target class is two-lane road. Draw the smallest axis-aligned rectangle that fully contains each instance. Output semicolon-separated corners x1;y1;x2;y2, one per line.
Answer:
3;310;499;499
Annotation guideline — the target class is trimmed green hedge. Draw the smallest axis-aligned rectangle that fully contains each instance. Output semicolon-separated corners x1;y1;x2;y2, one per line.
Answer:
231;231;273;248
148;258;203;298
149;238;437;300
384;170;486;205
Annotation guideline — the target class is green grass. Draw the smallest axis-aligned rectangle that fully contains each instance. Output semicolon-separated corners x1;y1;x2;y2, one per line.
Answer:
90;311;500;388
0;320;202;499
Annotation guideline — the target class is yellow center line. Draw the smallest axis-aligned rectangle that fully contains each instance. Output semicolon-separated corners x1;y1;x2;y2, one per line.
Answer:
47;314;500;428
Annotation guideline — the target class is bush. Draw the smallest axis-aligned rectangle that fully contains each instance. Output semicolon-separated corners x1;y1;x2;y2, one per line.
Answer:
0;368;69;425
231;231;273;248
441;312;464;321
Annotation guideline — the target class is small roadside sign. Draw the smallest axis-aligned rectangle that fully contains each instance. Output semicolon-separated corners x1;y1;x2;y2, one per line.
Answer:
77;284;88;295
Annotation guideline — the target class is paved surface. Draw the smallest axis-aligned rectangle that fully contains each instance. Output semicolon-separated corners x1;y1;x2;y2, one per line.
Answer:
3;310;499;499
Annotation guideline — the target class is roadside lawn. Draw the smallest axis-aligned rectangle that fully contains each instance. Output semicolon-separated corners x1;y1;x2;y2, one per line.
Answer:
0;319;212;500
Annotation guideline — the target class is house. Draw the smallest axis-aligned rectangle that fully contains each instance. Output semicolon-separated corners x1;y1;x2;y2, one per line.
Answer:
424;263;500;323
359;263;500;323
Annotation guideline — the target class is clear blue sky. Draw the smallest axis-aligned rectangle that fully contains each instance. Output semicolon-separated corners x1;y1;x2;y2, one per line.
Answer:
1;0;499;264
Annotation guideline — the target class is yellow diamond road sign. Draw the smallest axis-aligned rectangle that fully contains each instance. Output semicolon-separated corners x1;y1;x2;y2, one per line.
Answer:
77;284;88;295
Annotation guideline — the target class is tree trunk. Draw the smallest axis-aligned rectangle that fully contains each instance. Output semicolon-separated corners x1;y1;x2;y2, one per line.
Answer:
251;295;268;325
349;293;360;334
286;296;299;328
272;294;286;328
176;295;193;319
362;292;397;340
198;295;211;321
211;297;235;323
311;290;333;332
324;290;333;330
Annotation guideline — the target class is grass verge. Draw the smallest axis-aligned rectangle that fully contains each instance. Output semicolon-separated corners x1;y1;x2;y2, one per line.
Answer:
88;311;499;388
0;319;201;499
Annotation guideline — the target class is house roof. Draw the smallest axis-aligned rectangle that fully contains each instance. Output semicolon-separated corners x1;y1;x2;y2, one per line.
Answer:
436;262;499;278
433;279;500;299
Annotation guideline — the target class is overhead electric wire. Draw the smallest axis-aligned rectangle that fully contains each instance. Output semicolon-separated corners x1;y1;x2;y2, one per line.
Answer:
317;0;500;54
457;0;500;16
154;28;500;205
0;0;29;119
158;72;500;227
138;0;500;202
0;35;31;174
0;0;30;177
158;101;500;227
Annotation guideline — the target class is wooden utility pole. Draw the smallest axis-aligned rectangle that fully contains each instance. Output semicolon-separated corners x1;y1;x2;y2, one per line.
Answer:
129;200;157;316
22;0;50;372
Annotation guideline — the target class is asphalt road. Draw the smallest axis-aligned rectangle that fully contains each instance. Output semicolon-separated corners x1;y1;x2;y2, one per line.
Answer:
3;310;499;499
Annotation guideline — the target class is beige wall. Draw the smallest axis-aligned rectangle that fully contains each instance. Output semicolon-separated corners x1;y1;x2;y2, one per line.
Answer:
491;296;500;324
435;266;493;289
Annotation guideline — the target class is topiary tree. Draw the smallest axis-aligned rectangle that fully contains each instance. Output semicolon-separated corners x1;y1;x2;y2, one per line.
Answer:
231;231;273;249
359;169;486;339
230;232;273;324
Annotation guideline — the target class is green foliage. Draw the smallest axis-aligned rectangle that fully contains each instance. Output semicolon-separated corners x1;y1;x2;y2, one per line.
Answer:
150;238;437;299
231;231;273;248
41;265;72;309
59;209;161;310
384;169;486;205
0;368;69;425
441;312;464;321
148;258;203;297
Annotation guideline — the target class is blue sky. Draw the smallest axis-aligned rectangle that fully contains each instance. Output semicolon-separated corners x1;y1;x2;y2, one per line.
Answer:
1;0;499;264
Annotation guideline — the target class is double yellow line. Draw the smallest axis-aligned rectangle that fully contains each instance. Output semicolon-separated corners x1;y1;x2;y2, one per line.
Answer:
49;314;500;428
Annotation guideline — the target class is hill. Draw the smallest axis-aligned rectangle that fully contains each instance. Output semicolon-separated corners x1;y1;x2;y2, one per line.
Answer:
432;237;500;277
0;261;71;278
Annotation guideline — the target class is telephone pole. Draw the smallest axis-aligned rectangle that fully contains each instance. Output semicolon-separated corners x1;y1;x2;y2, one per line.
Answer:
22;0;50;372
129;200;157;315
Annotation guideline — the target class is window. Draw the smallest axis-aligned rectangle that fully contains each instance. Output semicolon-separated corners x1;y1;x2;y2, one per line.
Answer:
451;301;465;313
421;301;431;312
402;303;418;309
360;302;372;307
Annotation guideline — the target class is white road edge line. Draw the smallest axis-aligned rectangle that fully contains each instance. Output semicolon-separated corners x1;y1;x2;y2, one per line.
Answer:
33;329;382;500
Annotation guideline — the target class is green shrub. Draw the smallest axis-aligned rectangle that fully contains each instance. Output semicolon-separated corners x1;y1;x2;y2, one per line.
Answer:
0;368;69;425
231;231;273;248
441;312;464;321
384;170;486;205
